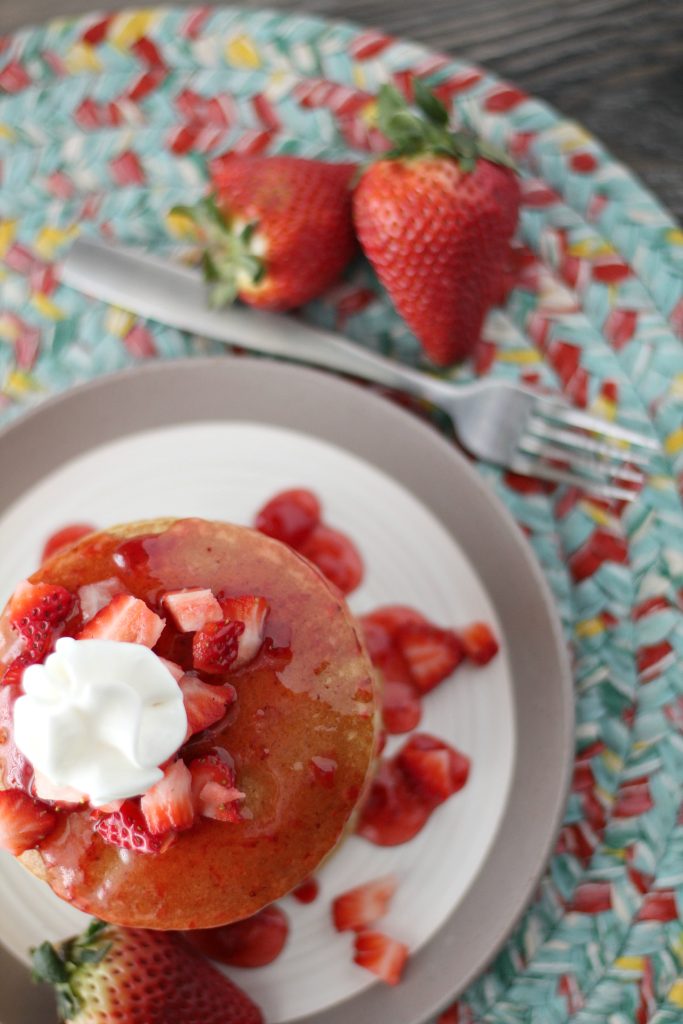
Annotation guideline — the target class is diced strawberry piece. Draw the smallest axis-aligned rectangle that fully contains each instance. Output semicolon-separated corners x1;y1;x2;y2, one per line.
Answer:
192;620;245;675
397;734;470;801
298;524;364;594
7;581;77;669
395;622;463;693
0;683;31;789
1;653;33;688
159;657;184;682
353;931;409;985
92;799;123;815
9;581;75;631
180;674;236;738
459;622;499;665
32;770;86;807
219;596;269;667
93;799;176;854
382;679;421;734
78;578;126;622
356;759;431;846
162;588;223;632
188;754;244;822
362;606;428;638
140;760;194;835
77;594;164;647
332;874;398;932
254;488;321;547
41;522;96;563
360;614;419;737
360;617;394;663
0;789;59;855
198;782;244;821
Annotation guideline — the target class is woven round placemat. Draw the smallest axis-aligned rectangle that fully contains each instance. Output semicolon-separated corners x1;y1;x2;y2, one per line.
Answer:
0;7;682;1022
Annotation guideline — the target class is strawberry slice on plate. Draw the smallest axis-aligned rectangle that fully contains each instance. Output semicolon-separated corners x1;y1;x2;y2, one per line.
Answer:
395;621;463;693
140;760;194;835
459;622;500;665
332;874;398;932
381;679;421;734
77;594;164;647
254;488;321;547
298;524;364;595
353;931;409;985
185;905;290;968
0;789;59;855
361;605;428;638
397;733;470;801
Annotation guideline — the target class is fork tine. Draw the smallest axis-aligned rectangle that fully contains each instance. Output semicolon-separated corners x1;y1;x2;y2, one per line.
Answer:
525;415;652;468
536;401;659;451
518;435;645;483
509;455;641;501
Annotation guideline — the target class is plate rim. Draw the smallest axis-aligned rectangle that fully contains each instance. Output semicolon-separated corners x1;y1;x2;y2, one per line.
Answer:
0;356;574;1024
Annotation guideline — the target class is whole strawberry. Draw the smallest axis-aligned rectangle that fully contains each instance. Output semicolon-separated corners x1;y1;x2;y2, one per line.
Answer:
353;82;520;365
32;919;263;1023
175;154;357;310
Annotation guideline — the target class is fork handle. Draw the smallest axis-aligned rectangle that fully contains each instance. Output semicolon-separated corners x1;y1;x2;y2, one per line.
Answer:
62;237;461;410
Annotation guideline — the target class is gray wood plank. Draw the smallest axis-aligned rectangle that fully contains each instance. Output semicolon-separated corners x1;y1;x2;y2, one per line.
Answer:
0;0;681;221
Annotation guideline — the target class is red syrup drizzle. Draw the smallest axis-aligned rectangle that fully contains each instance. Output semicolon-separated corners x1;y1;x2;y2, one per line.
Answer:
184;904;289;967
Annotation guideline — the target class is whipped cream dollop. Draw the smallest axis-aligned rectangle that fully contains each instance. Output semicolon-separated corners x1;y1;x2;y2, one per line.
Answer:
13;637;187;806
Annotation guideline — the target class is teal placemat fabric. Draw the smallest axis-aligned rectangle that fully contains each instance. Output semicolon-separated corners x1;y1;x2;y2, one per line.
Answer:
1;8;683;1021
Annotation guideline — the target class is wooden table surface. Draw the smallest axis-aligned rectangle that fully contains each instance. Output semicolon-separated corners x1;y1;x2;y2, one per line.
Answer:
1;0;682;223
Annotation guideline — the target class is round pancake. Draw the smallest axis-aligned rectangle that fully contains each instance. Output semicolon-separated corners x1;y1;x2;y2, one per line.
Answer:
0;518;378;929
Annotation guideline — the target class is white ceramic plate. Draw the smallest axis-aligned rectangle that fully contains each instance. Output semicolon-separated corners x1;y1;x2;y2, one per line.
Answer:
0;358;572;1024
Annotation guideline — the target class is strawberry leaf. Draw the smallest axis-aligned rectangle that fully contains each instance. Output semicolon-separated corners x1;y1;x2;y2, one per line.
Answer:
376;84;408;132
202;250;220;282
75;942;111;965
83;919;107;941
32;941;81;1022
413;78;449;126
372;82;517;174
209;280;239;308
177;195;267;307
55;987;80;1023
31;942;69;985
476;137;516;169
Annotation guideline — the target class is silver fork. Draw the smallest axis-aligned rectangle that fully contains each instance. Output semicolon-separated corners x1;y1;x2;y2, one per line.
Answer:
62;237;659;501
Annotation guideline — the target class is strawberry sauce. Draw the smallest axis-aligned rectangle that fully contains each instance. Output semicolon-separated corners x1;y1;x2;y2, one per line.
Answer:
292;876;319;904
185;904;289;968
41;523;97;564
356;734;470;847
254;489;364;595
